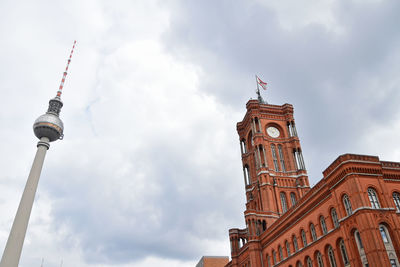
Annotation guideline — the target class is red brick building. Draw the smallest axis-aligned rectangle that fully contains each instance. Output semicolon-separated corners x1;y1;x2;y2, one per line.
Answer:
196;256;229;267
226;99;400;267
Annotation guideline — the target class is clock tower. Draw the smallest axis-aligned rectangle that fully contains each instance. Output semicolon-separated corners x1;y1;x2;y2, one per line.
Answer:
237;99;310;238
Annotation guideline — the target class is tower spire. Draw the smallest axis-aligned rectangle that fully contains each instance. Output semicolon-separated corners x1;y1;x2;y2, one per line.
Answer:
56;40;76;98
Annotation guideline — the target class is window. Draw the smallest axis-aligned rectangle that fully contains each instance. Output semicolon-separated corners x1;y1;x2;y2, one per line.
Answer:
343;195;352;216
368;188;380;208
244;165;250;185
287;122;292;137
310;223;317;241
297;262;303;267
355;230;364;249
267;255;271;267
258;145;266;167
286;240;291;256
393;192;400;211
379;224;399;266
240;139;247;154
293;150;299;170
254;117;260;132
339;239;349;265
280;193;288;213
331;208;339;228
292;122;298;136
278;145;286;172
271;144;280;171
316;251;324;267
280;192;287;215
279;245;283;261
293;235;299;252
380;226;389;243
307;257;313;267
290;192;297;206
320;216;328;235
273;250;277;264
301;229;307;247
247;131;253;149
328;246;337;267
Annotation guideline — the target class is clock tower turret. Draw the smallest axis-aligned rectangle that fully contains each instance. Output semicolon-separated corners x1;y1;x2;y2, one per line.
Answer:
237;99;310;236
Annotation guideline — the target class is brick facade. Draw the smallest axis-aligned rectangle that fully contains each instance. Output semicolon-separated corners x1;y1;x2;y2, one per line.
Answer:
197;256;229;267
226;100;400;267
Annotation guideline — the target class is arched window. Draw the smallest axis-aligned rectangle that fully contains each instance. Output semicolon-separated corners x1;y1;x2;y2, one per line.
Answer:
343;195;352;216
262;220;267;231
339;239;349;265
355;230;364;249
278;145;286;172
328;246;337;267
306;257;313;267
292;121;298;136
258;145;265;167
393;192;400;211
316;251;324;267
331;208;339;228
247;131;253;150
243;165;250;185
368;188;380;208
380;225;389;243
297;261;303;267
267;254;271;267
379;224;400;266
280;192;288;213
293;235;299;252
301;229;307;247
240;139;247;154
287;122;292;137
354;229;368;265
279;245;283;260
310;223;317;241
293;149;299;170
285;240;291;256
272;250;277;264
290;192;297;206
271;144;280;171
254;117;261;132
320;216;328;235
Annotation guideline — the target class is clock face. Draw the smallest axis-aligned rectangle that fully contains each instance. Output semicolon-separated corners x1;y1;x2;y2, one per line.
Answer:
267;126;280;138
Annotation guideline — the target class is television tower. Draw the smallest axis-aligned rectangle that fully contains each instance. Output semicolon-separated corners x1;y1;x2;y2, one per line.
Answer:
0;41;76;267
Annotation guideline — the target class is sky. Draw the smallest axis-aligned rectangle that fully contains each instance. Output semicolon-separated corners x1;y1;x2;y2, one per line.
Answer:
0;0;400;266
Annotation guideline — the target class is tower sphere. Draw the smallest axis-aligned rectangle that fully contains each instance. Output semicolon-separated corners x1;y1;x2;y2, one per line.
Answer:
33;113;64;142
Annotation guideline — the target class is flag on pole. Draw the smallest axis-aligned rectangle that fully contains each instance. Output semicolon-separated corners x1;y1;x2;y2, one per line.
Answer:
256;76;267;90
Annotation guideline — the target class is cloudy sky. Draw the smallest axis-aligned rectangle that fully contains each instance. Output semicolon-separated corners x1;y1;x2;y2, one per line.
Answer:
0;0;400;266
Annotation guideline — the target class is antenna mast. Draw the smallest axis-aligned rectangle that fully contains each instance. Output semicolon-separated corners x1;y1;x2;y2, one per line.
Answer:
56;40;76;98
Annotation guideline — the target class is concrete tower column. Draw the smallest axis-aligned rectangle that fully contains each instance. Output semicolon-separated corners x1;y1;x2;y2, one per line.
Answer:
0;138;50;267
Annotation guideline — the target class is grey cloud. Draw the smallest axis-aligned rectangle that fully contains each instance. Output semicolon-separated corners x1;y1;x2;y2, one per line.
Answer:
164;0;400;181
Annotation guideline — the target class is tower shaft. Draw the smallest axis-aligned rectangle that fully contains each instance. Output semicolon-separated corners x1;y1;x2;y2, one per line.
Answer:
0;138;50;267
237;100;310;230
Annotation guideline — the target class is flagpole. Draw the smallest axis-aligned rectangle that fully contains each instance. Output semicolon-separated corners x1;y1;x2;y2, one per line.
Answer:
255;75;260;94
255;75;263;103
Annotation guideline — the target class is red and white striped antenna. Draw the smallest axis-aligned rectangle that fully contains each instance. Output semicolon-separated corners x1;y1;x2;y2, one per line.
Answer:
56;40;76;98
